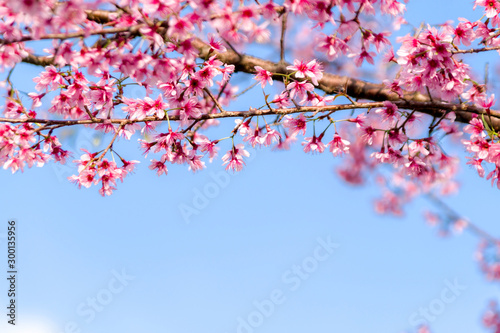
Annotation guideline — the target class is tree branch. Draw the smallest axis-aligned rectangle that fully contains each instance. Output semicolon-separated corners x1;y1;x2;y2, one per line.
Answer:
1;101;495;127
15;9;500;131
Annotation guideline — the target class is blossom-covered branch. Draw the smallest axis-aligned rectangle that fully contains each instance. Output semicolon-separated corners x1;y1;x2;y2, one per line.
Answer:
14;9;500;130
1;0;500;203
1;100;496;126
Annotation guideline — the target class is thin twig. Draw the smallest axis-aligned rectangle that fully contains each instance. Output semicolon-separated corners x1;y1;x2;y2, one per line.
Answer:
204;88;226;113
427;193;499;243
1;100;499;127
97;123;125;162
279;11;288;62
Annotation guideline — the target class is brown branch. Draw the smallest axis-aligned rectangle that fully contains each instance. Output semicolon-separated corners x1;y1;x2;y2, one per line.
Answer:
1;25;144;44
15;9;500;132
191;38;500;130
1;101;496;127
84;9;121;24
22;54;54;67
452;45;500;54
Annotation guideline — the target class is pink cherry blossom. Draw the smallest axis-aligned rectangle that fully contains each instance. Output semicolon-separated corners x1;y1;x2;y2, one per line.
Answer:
287;80;315;102
286;59;323;85
222;144;250;172
283;114;307;136
254;66;273;88
149;159;168;176
302;134;326;153
328;134;350;157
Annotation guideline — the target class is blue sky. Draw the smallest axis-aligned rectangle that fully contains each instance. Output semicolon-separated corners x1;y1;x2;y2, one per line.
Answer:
1;1;500;333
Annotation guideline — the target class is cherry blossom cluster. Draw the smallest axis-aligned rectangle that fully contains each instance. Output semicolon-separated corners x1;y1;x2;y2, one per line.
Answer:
476;240;500;282
0;0;498;200
391;7;500;105
0;120;70;174
331;105;460;216
393;26;472;101
422;210;468;237
462;114;500;189
483;300;500;333
68;149;138;196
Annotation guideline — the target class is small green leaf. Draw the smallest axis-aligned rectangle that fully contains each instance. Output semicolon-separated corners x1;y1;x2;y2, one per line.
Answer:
481;113;491;132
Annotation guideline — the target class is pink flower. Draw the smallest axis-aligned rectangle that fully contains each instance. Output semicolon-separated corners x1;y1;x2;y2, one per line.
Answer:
119;123;141;140
404;156;428;177
235;119;252;137
283;114;307;136
350;49;376;67
198;139;219;162
372;149;391;163
466;157;485;177
243;127;265;147
3;157;23;173
187;154;206;172
479;94;496;110
208;34;227;53
286;59;323;85
316;34;350;61
380;0;406;16
184;75;206;96
287;80;315;102
74;149;97;173
374;190;403;216
262;125;281;146
387;129;407;146
219;64;235;84
328;134;350;156
146;95;168;118
222;144;250;172
254;66;273;88
149;159;168;176
486;166;500;189
33;65;65;92
409;139;430;156
154;128;185;152
271;92;291;108
28;92;45;109
174;97;202;126
122;160;139;174
488;143;500;165
371;32;391;52
69;169;97;189
310;93;334;106
167;16;194;36
475;0;500;17
453;19;476;46
302;134;326;153
375;101;400;123
464;117;485;139
250;22;271;43
360;126;377;145
463;138;490;159
273;133;297;150
89;79;117;111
